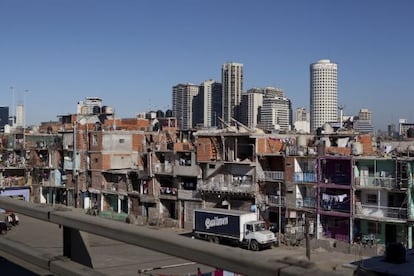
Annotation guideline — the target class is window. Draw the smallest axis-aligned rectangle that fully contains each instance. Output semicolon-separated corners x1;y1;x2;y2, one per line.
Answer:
92;135;98;146
119;139;125;144
367;194;377;204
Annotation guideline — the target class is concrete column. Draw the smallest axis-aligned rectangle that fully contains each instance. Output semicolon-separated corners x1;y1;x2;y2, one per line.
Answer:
316;213;320;240
118;197;121;214
408;225;412;249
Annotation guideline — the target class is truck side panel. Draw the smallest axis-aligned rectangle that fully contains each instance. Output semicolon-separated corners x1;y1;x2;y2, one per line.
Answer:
194;210;241;240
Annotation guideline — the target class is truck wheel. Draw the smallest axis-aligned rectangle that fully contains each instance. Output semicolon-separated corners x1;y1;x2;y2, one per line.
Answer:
250;240;259;251
208;236;219;244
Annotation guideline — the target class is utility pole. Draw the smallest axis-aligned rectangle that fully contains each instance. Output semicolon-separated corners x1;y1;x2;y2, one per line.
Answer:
305;214;311;260
73;121;78;208
278;182;282;241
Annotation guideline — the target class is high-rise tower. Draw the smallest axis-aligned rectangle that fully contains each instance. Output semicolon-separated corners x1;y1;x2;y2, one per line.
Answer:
310;59;338;132
172;83;199;130
222;62;243;125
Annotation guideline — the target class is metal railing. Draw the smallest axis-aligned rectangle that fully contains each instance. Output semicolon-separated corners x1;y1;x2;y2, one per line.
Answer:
0;196;325;276
262;171;284;182
267;195;286;207
296;197;316;208
294;172;317;183
355;204;407;219
354;176;398;189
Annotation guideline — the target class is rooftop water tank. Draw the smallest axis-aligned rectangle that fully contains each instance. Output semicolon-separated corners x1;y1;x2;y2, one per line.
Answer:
165;109;173;117
102;106;113;114
92;105;101;115
156;110;165;118
352;142;363;156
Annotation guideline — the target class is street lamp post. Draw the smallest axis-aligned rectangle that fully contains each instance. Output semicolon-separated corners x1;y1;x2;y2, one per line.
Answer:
10;86;15;126
23;90;28;151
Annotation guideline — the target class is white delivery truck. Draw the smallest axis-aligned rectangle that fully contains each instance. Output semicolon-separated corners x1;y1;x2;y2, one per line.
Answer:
192;208;276;251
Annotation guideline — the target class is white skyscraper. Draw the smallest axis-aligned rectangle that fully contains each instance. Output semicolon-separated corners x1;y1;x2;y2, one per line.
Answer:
15;104;24;127
246;89;264;129
310;59;338;132
222;62;243;125
260;89;291;132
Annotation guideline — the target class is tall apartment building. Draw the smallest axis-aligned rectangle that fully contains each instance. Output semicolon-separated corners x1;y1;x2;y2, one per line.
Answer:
294;107;310;133
15;104;24;127
172;83;199;130
354;108;374;134
295;107;310;122
222;62;243;125
310;59;338;133
196;80;222;128
244;88;264;129
0;106;9;131
260;88;292;132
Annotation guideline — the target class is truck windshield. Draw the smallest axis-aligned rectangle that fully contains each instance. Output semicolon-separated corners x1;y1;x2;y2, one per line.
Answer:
254;223;266;231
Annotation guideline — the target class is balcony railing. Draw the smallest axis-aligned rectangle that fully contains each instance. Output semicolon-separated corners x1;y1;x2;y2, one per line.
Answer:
153;163;173;174
260;171;284;182
296;197;316;208
294;172;317;183
267;195;286;207
177;189;201;200
160;186;177;195
354;176;398;189
355;204;407;220
197;180;255;194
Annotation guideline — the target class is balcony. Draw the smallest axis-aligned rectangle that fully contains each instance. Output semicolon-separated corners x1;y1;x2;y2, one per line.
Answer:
153;163;173;175
159;186;178;200
355;204;407;220
267;195;286;207
177;189;202;200
296;197;316;208
294;172;317;183
197;179;255;194
259;171;284;182
174;163;199;177
354;176;398;189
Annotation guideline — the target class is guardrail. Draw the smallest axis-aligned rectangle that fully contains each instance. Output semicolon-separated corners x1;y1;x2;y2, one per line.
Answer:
0;197;332;276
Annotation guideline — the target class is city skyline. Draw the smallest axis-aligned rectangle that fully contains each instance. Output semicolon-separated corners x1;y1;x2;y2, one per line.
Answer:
1;0;413;130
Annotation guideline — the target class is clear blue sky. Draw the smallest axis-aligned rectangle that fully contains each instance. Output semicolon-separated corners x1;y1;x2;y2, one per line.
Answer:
1;0;413;131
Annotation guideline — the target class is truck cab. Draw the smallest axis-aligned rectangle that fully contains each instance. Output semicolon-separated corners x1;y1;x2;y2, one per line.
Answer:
244;221;276;251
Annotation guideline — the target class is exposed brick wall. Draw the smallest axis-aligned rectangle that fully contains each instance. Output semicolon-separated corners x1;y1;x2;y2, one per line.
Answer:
325;147;351;156
257;138;285;155
196;137;214;162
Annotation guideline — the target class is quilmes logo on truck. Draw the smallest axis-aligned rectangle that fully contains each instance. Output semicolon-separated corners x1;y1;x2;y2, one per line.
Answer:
205;216;229;229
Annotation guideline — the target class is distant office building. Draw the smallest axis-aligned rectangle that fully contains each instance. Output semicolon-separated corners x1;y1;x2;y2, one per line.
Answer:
358;108;372;122
354;108;374;134
0;106;9;131
260;88;292;132
241;88;264;129
211;82;222;127
196;80;222;128
398;119;414;137
294;107;310;133
222;62;243;125
295;107;310;122
15;104;24;127
172;83;199;130
310;59;338;132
